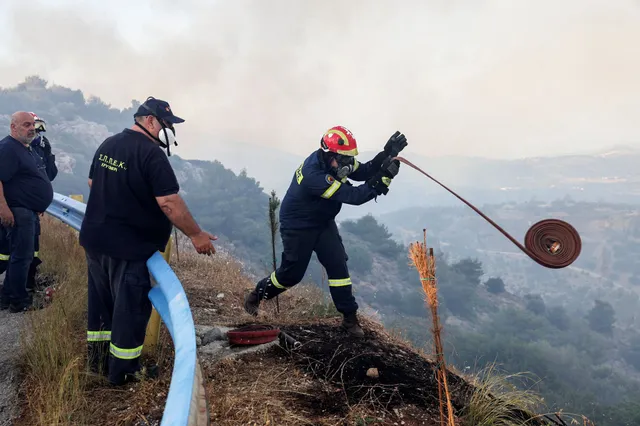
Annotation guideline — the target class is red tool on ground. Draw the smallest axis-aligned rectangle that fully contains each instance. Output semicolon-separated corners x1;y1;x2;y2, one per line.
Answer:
394;156;582;269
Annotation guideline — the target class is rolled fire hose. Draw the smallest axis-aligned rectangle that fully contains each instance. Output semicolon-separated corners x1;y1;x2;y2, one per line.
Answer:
394;156;582;269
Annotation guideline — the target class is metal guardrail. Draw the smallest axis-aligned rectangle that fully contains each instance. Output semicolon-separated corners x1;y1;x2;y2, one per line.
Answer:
46;193;209;426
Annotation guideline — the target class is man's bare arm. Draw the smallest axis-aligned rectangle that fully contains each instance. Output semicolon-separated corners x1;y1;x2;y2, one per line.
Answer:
0;182;14;227
88;178;92;188
156;193;202;238
0;182;6;207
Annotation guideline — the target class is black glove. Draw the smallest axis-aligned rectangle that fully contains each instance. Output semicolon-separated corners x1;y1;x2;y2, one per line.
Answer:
41;135;52;156
371;150;388;169
383;159;401;178
367;170;393;195
383;131;408;156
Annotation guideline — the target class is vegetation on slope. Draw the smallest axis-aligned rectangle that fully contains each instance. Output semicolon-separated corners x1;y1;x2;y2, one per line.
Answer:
0;75;139;133
338;214;640;425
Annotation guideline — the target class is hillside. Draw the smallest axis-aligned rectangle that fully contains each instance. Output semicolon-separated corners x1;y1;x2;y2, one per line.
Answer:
335;215;640;424
12;216;580;426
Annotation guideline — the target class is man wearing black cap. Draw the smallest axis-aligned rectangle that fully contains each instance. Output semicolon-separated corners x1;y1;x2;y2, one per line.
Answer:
79;96;217;385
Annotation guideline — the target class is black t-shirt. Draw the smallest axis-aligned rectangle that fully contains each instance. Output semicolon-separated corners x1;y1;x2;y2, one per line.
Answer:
0;136;53;212
79;129;180;260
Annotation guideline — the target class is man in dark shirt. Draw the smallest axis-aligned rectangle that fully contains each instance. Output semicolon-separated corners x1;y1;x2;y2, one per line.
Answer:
0;113;58;290
0;111;54;313
79;96;217;385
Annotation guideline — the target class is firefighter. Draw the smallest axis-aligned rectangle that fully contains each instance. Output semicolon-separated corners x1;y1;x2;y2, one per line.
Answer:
28;113;57;291
244;126;407;337
79;96;217;385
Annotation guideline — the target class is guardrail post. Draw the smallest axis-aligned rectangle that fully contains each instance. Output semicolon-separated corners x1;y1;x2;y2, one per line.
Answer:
143;235;173;355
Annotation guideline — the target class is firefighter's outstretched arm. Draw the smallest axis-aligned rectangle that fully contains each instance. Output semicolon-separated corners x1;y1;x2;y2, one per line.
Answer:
303;171;390;206
348;151;387;181
349;131;408;182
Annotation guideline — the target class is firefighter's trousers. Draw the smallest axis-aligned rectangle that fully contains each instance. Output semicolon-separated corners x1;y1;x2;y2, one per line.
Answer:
1;214;42;291
85;249;153;385
0;207;36;307
256;220;358;315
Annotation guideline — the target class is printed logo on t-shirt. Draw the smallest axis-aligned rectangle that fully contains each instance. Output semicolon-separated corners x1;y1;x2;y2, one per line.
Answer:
98;154;128;172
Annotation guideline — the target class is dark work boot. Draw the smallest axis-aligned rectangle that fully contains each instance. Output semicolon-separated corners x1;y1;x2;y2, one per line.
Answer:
121;363;159;384
9;294;33;313
341;312;364;338
244;276;271;316
0;284;8;310
244;289;261;316
26;257;41;292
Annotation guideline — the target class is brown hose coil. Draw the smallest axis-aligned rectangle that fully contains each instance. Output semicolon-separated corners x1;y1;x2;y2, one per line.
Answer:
394;157;582;269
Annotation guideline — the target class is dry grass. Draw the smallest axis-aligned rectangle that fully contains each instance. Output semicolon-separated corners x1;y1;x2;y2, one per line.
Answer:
202;352;343;425
15;217;176;425
461;363;545;426
16;215;90;425
169;231;341;326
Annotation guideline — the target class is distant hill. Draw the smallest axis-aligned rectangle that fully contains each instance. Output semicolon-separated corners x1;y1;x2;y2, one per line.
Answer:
5;76;640;223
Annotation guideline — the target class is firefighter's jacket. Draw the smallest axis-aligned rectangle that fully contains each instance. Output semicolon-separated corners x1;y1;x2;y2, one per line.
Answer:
279;149;386;230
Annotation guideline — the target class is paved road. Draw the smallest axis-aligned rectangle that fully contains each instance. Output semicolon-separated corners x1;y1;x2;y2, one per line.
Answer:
0;272;23;426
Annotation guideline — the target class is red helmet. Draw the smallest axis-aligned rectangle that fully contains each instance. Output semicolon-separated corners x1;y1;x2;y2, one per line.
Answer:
320;125;358;156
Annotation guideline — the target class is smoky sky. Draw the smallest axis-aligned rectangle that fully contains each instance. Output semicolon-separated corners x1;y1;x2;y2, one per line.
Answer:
1;0;639;162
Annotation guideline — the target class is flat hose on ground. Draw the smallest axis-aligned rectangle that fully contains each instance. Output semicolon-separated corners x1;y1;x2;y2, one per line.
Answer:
394;156;582;269
227;325;280;345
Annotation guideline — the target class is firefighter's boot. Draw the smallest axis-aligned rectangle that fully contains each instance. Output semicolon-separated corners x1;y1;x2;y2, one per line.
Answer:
244;276;270;316
244;289;260;316
341;312;364;338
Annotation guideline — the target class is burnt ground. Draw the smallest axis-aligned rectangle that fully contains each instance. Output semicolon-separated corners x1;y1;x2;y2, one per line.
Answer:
198;317;559;426
278;322;471;419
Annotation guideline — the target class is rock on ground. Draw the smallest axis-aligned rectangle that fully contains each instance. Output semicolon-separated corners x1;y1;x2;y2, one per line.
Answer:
0;273;25;426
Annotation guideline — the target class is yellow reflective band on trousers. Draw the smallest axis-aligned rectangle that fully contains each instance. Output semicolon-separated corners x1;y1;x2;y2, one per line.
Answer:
87;330;111;342
329;278;352;287
110;343;143;360
321;181;342;199
0;252;38;260
270;271;286;289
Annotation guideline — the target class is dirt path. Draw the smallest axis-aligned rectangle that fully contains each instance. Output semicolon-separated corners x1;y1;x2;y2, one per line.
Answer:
0;273;24;426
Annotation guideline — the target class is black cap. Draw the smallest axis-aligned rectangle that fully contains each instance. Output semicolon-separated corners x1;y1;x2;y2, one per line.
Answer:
134;96;185;124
